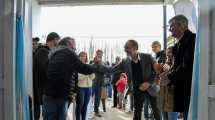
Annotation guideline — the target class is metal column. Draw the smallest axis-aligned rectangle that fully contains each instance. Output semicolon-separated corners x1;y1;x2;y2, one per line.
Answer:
163;5;167;49
0;0;17;120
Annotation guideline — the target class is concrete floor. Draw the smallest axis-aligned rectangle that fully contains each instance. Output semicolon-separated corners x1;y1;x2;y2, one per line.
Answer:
67;98;183;120
92;100;133;120
68;98;142;120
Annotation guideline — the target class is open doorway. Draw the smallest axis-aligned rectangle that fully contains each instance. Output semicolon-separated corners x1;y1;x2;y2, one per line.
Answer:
34;5;175;63
32;4;175;120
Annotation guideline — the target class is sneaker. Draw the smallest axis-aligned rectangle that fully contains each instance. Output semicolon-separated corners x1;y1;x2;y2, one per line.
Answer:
126;110;133;114
95;112;102;117
144;115;149;119
118;104;122;109
107;98;112;101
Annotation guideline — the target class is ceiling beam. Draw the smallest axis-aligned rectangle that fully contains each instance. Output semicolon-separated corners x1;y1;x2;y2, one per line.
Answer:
38;0;165;6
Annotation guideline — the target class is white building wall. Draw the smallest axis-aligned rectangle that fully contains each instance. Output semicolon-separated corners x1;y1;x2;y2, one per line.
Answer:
32;0;42;37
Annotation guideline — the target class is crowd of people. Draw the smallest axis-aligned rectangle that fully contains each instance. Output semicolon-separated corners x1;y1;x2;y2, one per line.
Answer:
32;14;196;120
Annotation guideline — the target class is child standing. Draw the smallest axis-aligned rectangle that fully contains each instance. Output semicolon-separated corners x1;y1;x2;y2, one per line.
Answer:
115;73;127;109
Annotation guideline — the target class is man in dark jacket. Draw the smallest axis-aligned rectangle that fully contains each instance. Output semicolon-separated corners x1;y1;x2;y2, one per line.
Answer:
43;37;97;120
98;40;161;120
160;15;196;120
33;32;60;120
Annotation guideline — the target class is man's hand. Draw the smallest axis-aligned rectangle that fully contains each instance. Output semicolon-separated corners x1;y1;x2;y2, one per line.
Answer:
139;82;151;91
162;64;170;72
159;72;170;86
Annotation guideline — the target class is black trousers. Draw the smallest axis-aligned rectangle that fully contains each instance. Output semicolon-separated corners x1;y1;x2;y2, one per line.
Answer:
133;89;161;120
112;84;118;107
34;103;41;120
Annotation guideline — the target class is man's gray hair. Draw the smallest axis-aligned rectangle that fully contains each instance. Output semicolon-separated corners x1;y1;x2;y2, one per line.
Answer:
169;15;188;30
58;37;75;47
152;41;161;47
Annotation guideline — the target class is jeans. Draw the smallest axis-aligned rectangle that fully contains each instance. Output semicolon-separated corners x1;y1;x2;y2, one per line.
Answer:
107;84;112;98
43;95;69;120
129;93;134;111
92;85;102;113
168;112;178;120
144;94;150;118
162;112;178;120
133;89;161;120
76;87;92;120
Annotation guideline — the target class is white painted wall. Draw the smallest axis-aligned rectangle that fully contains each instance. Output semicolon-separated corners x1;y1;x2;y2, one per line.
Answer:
32;0;42;37
25;0;34;98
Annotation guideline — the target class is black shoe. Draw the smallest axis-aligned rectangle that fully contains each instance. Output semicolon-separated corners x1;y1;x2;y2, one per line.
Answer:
103;109;106;112
112;106;117;108
144;115;149;119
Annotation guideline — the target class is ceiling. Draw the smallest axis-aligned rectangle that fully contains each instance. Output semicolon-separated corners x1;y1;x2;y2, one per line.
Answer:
37;0;174;6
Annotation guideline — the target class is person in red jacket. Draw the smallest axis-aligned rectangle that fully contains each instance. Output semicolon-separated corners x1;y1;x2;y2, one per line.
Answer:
116;73;127;109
